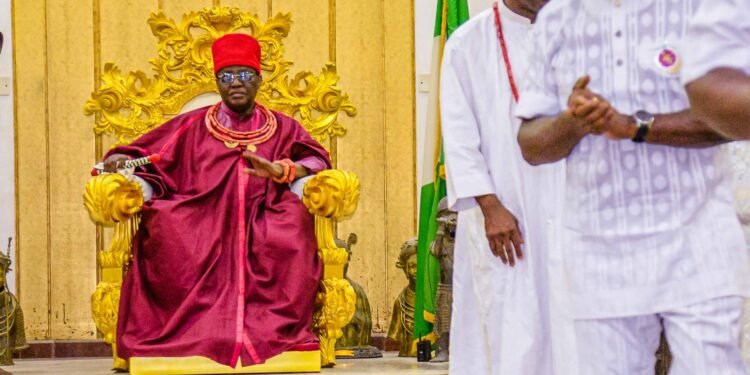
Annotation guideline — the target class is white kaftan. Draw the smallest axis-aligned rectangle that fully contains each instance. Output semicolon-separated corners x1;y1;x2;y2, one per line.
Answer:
515;0;750;372
440;3;572;374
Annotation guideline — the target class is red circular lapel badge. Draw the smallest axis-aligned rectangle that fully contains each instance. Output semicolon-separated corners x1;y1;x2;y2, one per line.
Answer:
658;48;676;67
655;45;681;75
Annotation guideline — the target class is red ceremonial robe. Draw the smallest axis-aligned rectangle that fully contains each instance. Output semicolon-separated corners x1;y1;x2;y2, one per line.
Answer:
108;104;329;367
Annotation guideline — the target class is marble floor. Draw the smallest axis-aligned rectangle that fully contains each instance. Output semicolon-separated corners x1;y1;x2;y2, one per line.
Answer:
0;353;449;375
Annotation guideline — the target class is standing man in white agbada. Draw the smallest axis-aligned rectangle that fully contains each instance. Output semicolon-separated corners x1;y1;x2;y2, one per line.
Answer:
441;1;571;374
516;0;750;374
681;0;750;140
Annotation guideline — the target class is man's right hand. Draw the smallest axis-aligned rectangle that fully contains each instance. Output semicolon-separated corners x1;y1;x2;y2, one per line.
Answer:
567;75;614;134
475;194;524;267
242;151;284;179
102;154;129;173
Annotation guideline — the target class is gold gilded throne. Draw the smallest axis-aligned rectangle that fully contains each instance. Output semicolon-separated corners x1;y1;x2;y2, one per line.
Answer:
82;7;359;374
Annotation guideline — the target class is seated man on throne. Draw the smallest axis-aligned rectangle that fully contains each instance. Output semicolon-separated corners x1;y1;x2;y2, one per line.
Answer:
100;33;330;368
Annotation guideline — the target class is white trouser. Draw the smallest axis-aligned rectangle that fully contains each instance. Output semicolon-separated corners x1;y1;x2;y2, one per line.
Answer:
575;296;749;375
743;299;750;365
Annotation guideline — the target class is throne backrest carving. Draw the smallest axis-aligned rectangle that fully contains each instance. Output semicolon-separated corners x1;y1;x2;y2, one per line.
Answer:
84;6;356;148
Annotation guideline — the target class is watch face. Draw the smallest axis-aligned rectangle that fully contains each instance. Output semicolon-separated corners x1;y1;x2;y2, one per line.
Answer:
635;110;655;124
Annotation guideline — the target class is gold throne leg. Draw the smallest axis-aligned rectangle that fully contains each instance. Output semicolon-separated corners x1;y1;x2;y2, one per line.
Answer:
85;174;144;371
91;276;127;370
313;237;356;367
304;170;360;367
91;219;140;371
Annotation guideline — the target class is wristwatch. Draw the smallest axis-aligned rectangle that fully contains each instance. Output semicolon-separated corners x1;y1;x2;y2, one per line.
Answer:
632;110;655;143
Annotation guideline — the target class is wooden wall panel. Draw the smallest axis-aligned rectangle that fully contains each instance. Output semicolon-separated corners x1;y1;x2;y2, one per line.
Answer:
335;1;390;332
383;0;417;334
13;0;51;339
160;0;213;21
221;0;266;19
100;0;157;78
98;0;163;154
45;0;97;339
270;0;329;75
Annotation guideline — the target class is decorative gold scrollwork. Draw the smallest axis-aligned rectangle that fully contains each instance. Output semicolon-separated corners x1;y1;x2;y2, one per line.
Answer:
83;173;144;225
313;278;357;367
91;281;121;345
91;281;127;370
84;174;143;268
84;6;356;147
303;170;360;220
303;170;360;265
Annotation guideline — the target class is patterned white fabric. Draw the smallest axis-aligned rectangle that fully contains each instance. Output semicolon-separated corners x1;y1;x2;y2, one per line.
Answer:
684;0;750;362
441;3;572;374
723;142;750;368
515;0;750;319
575;296;748;375
681;0;750;84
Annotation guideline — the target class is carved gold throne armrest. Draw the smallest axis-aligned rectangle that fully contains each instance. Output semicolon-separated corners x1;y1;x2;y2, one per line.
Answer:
83;173;144;371
83;169;359;374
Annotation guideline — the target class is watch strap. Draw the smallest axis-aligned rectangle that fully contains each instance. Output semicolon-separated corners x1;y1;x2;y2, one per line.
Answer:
632;123;649;143
631;111;654;143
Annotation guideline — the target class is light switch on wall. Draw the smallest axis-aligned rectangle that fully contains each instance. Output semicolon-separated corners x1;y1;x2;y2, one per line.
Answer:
0;77;9;96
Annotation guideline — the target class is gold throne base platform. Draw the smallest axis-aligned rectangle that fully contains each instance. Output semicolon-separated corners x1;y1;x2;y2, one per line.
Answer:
129;350;321;375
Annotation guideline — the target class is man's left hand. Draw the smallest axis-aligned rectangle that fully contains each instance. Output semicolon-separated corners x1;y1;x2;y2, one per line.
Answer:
242;151;284;178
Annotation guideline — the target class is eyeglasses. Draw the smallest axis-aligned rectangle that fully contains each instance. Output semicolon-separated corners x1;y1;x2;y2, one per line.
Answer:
216;70;258;85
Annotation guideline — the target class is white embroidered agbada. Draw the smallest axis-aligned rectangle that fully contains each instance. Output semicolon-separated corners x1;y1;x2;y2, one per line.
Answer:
440;3;573;374
515;0;750;320
514;0;750;373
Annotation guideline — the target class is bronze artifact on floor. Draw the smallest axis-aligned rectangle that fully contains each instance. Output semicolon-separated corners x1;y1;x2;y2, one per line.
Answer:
430;201;457;363
388;238;418;357
335;233;382;359
0;238;28;365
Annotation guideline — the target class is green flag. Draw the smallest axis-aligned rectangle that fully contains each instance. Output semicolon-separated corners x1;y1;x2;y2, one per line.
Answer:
413;0;470;347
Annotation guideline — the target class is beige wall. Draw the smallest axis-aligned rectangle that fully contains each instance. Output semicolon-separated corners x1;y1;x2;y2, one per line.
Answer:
0;0;16;295
13;0;415;339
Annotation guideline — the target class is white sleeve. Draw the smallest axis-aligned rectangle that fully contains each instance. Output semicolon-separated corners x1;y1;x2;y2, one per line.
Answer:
681;0;750;85
440;38;495;212
514;14;562;120
132;175;154;201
